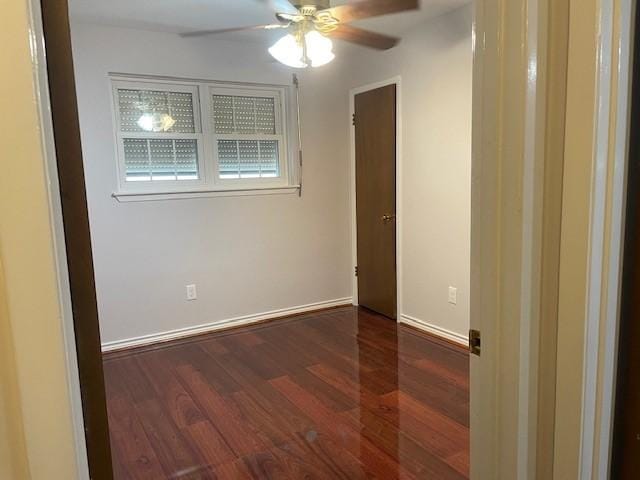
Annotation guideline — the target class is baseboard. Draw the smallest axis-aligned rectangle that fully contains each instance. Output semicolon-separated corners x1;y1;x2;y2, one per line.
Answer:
101;297;353;353
399;314;469;347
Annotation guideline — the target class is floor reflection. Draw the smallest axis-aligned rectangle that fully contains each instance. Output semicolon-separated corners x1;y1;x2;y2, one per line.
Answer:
103;306;470;479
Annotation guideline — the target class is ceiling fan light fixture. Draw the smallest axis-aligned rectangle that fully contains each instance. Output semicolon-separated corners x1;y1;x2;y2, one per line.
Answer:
305;30;335;67
268;33;307;68
269;29;335;69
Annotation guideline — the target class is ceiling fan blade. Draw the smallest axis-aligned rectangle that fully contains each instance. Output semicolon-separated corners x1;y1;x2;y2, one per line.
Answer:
328;24;400;50
258;0;300;15
324;0;419;23
180;24;288;38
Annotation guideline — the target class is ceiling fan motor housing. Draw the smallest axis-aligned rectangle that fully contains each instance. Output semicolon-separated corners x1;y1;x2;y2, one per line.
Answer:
277;1;339;34
292;1;332;10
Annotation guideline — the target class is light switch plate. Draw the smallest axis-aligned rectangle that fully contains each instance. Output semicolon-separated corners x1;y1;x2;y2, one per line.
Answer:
448;286;457;305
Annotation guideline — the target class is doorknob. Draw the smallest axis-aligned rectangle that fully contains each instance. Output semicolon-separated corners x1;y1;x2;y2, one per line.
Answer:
382;214;396;223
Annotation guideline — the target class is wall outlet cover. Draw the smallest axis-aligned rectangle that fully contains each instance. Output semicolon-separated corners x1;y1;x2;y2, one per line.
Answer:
448;286;457;305
186;284;197;301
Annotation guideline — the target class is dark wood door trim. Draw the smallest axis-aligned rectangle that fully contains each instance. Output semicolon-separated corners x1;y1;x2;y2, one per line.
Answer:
611;1;640;476
39;1;114;478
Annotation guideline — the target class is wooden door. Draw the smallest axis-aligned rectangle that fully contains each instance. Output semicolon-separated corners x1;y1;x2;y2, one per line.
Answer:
355;84;397;319
612;2;640;475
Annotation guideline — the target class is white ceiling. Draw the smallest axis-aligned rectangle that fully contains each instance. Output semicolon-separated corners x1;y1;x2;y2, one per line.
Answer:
69;0;470;40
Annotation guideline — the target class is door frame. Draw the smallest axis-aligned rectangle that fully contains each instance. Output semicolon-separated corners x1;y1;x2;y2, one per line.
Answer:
576;0;634;477
349;76;402;320
23;0;633;478
27;0;109;478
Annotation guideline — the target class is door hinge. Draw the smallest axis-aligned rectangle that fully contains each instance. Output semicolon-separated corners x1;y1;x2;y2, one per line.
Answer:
354;265;359;277
469;329;481;356
352;113;356;126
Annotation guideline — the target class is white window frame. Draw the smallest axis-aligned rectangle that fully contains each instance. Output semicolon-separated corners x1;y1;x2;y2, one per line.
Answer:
109;75;298;200
111;79;208;194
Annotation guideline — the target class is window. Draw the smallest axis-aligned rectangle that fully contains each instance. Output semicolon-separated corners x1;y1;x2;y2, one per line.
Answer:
210;88;286;183
111;77;296;198
113;82;204;187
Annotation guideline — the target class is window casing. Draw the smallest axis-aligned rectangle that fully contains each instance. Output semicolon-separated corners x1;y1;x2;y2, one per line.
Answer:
110;76;296;197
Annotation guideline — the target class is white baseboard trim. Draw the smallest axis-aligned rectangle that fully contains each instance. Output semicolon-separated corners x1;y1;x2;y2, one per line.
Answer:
399;314;469;347
101;297;353;353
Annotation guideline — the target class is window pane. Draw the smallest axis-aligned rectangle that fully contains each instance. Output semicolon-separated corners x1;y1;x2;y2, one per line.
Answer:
255;98;276;134
174;139;199;180
218;139;239;178
122;138;150;181
123;138;199;182
212;95;276;134
258;140;279;177
118;89;196;133
235;97;256;134
216;139;279;179
148;139;175;180
212;95;234;134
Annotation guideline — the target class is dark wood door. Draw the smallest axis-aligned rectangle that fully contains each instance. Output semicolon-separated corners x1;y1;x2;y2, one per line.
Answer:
355;84;397;319
612;2;640;476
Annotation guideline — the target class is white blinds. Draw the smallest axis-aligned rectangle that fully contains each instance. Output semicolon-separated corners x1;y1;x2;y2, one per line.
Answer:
218;140;279;179
212;94;281;179
116;86;201;182
123;138;199;181
117;89;196;133
212;95;276;134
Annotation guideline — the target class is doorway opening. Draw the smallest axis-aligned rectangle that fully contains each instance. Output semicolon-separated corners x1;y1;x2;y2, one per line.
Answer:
40;1;475;476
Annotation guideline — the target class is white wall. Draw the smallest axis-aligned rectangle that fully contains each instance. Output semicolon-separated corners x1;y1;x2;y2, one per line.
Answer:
70;24;353;345
346;5;473;341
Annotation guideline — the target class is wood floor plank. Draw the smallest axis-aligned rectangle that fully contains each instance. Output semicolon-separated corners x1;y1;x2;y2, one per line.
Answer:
135;352;207;429
289;369;357;413
167;344;243;395
394;363;470;427
228;390;297;446
270;375;417;480
210;458;253;480
241;451;290;480
133;398;213;479
215;331;265;351
105;306;469;479
306;362;391;415
105;356;157;404
410;356;470;390
279;431;371;479
340;407;467;480
106;393;166;480
445;450;471;478
184;420;236;468
173;363;268;457
210;350;316;434
380;390;469;446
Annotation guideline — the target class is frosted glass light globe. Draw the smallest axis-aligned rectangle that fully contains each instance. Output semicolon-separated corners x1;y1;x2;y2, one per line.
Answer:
268;34;307;68
268;30;335;68
305;30;335;67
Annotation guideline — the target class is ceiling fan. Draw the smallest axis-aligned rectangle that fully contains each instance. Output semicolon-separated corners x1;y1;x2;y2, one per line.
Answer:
181;0;419;68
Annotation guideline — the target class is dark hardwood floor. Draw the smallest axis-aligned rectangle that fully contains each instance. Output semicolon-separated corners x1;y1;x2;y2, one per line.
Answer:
103;306;470;479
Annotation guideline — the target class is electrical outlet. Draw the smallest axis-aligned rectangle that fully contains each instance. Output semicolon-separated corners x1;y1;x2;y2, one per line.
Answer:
448;286;457;305
186;284;197;301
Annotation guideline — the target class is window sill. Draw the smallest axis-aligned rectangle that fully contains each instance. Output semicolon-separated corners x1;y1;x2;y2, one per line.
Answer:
112;185;301;202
